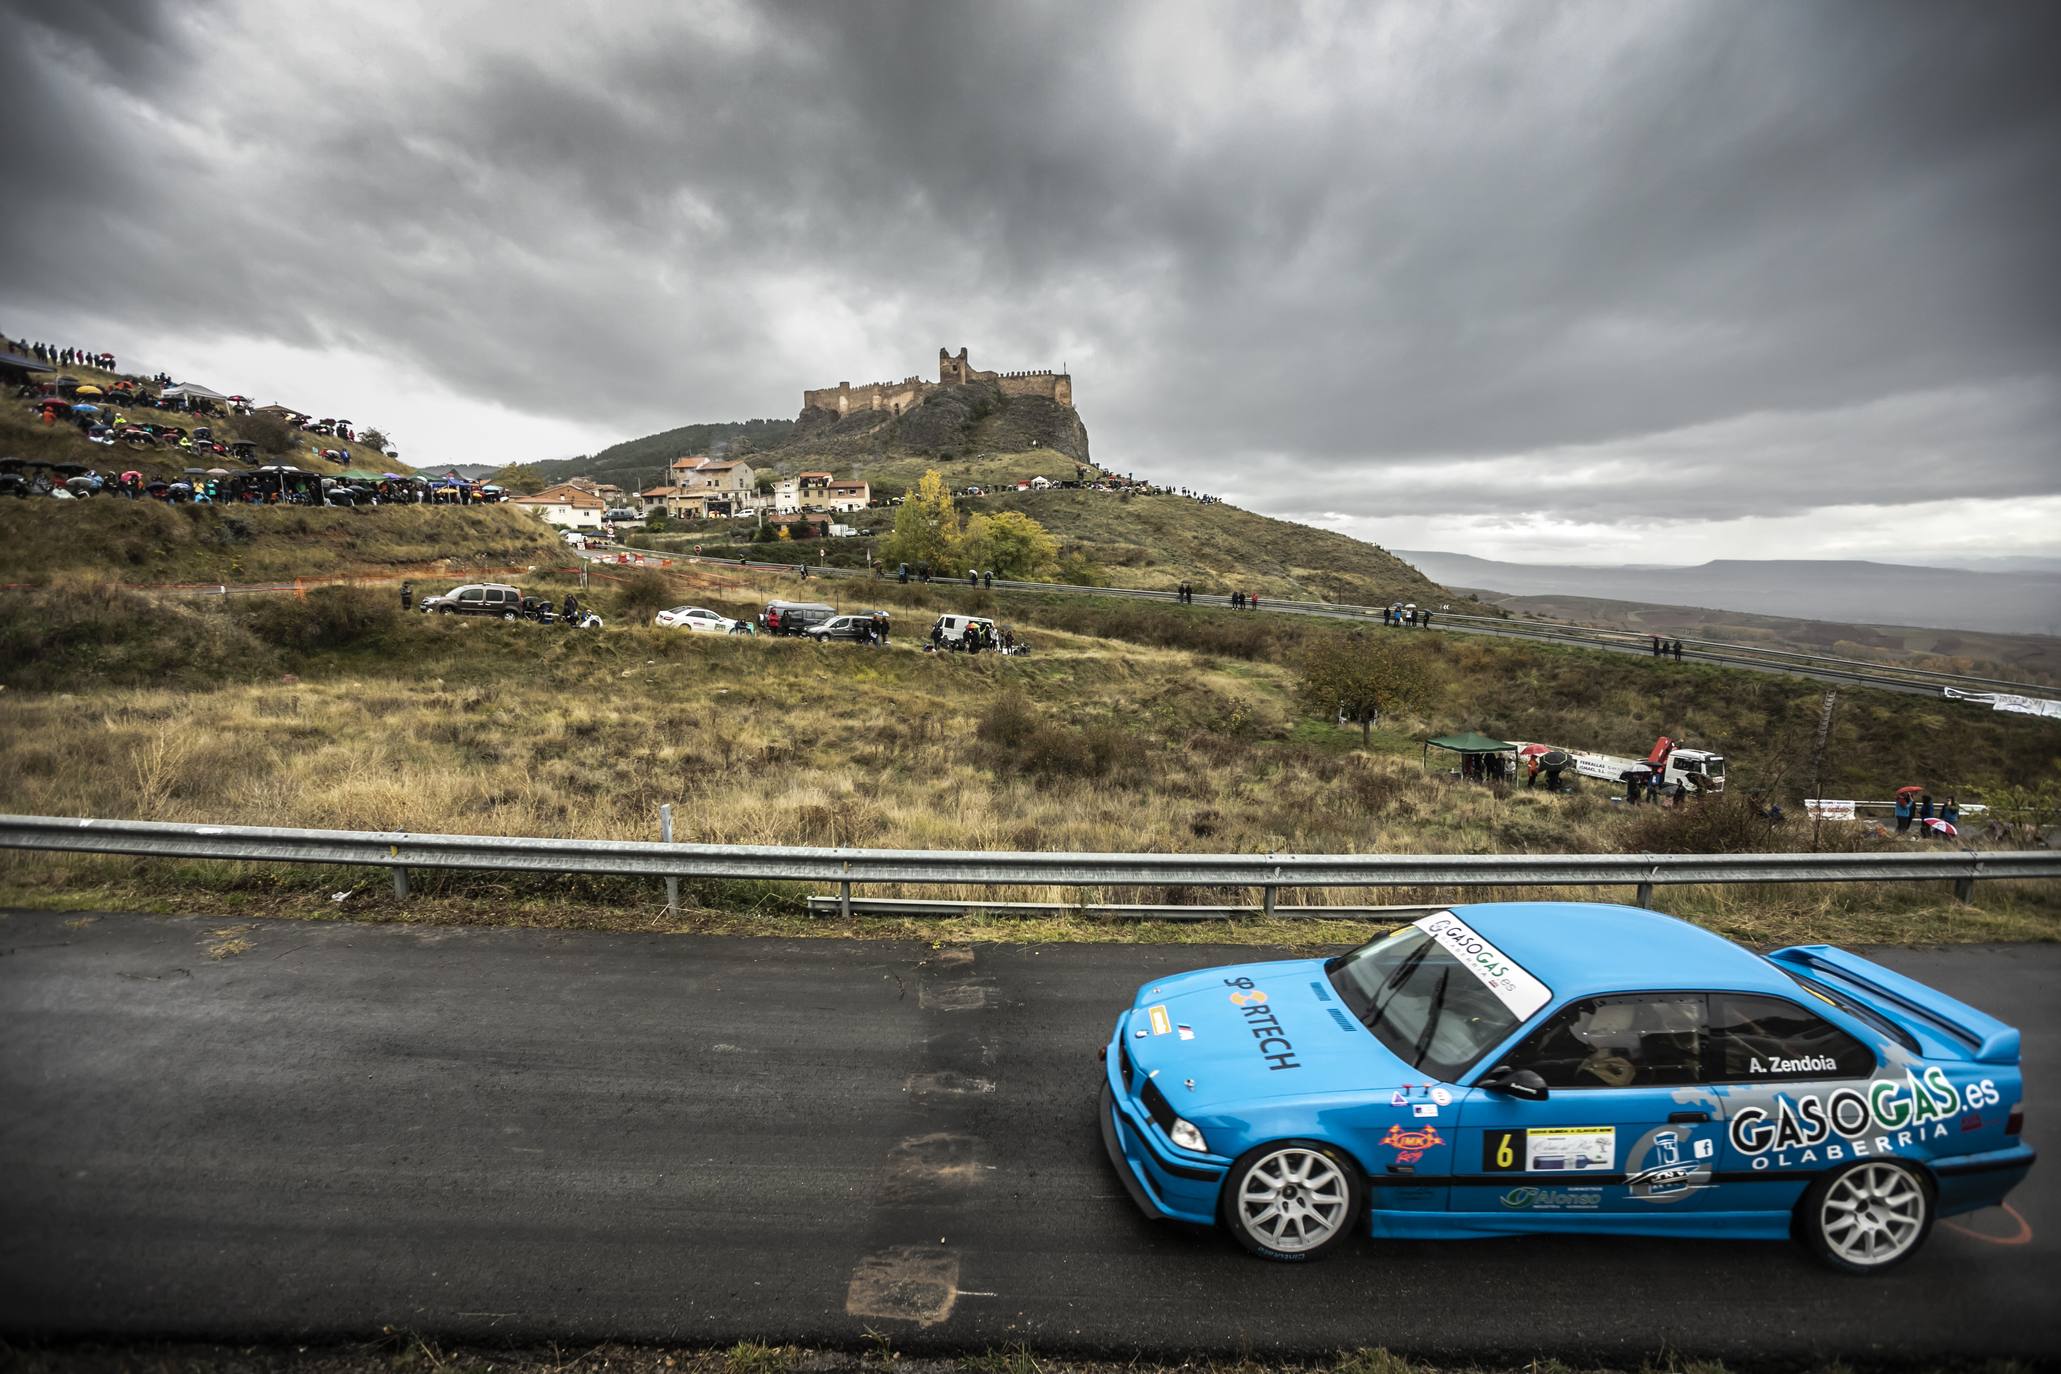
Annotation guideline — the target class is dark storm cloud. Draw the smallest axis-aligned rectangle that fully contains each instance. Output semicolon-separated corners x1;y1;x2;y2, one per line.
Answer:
3;0;2057;549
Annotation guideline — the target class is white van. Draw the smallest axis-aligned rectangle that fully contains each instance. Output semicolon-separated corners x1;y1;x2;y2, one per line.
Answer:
930;614;995;646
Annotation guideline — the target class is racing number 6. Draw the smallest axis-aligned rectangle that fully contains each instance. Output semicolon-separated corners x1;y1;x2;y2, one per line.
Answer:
1495;1133;1515;1169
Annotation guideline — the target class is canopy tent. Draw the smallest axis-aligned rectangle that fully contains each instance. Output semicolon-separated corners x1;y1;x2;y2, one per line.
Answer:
1422;731;1518;783
0;349;55;386
161;382;232;403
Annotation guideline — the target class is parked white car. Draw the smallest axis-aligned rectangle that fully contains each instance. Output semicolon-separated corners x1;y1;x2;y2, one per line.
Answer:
654;605;739;633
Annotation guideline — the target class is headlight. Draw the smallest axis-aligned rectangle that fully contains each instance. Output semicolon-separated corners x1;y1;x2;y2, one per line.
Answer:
1169;1118;1208;1153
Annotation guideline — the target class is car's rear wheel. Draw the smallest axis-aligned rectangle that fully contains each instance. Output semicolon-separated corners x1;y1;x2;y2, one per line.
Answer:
1798;1159;1933;1274
502;610;518;621
1223;1141;1362;1262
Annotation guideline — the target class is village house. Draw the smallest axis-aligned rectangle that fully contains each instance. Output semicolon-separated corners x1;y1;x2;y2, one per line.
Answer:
509;481;606;529
678;457;761;516
772;471;833;513
823;479;870;512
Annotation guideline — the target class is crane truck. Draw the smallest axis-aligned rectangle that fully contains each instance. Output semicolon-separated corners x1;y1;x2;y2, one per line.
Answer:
1513;734;1727;793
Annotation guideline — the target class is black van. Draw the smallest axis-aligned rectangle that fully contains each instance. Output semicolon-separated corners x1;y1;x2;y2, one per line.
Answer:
762;600;837;636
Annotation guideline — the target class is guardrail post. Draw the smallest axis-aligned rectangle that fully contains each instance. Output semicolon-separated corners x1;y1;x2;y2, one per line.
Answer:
391;866;409;900
661;804;679;917
1635;880;1655;909
1262;884;1275;918
839;874;853;921
1953;875;1975;904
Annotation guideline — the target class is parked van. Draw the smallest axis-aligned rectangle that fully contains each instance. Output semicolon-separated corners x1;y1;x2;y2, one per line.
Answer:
930;613;995;645
761;600;837;636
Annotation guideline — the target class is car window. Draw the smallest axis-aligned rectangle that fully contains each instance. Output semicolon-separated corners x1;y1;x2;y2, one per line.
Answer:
1708;992;1875;1081
1325;923;1533;1081
1508;994;1707;1089
458;587;483;604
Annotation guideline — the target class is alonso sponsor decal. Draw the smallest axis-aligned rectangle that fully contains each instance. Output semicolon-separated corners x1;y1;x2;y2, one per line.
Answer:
1413;912;1552;1020
1726;1068;2001;1170
1500;1185;1601;1210
1223;977;1300;1071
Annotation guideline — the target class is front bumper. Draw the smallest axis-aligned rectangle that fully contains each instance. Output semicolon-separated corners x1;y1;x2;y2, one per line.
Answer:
1099;1027;1228;1226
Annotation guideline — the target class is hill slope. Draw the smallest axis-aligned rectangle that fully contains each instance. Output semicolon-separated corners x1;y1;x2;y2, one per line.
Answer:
1399;551;2061;637
525;419;798;492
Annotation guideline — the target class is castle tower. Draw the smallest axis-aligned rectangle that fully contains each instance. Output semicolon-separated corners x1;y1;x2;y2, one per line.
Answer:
940;347;972;385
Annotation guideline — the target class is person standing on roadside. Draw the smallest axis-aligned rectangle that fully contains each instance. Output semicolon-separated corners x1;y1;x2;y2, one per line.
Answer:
1894;791;1913;833
1941;796;1960;833
400;580;412;611
1671;639;1683;662
1919;794;1935;832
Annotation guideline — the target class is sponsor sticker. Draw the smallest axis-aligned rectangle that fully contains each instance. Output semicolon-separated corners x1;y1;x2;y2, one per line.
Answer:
1499;1185;1601;1211
1430;1086;1453;1106
1176;1024;1195;1041
1147;1004;1172;1036
1222;977;1300;1071
1413;912;1552;1020
1381;1123;1445;1163
1412;1103;1439;1118
1483;1126;1615;1172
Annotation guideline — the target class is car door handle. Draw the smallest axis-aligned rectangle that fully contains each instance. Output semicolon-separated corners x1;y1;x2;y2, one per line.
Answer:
1668;1111;1710;1123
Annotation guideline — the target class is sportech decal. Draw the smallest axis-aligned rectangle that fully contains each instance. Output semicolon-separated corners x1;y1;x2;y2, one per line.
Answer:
1223;977;1301;1071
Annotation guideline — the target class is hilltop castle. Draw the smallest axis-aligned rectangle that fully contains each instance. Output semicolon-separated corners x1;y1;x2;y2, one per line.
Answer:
801;347;1073;418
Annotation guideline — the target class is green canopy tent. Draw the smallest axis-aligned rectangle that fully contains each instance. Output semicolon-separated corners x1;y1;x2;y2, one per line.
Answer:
1423;731;1517;783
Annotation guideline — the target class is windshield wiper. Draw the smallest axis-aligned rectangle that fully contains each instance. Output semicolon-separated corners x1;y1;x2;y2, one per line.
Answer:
1409;968;1452;1068
1363;943;1430;1031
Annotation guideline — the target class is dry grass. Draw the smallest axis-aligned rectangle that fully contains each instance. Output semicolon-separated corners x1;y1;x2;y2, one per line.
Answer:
1;573;2054;947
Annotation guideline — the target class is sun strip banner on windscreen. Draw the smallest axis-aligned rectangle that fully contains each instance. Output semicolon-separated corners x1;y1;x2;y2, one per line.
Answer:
1413;911;1553;1021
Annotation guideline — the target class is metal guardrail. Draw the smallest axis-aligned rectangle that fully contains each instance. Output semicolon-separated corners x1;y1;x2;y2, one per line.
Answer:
4;814;2053;914
612;548;2059;703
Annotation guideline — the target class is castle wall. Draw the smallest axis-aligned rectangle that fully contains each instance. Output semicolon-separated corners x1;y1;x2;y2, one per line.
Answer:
803;348;1073;414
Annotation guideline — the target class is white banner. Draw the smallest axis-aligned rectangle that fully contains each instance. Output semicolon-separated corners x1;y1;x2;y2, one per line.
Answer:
1805;799;1857;820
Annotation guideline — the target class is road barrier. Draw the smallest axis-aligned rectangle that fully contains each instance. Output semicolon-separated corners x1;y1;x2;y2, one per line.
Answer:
4;814;2054;916
616;548;2060;705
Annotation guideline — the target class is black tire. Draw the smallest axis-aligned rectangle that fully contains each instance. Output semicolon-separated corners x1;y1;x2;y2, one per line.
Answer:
1221;1139;1364;1263
502;610;518;621
1797;1159;1934;1275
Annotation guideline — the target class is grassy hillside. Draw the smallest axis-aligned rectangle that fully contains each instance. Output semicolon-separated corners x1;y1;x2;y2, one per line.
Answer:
4;357;406;482
2;567;2052;945
0;500;567;585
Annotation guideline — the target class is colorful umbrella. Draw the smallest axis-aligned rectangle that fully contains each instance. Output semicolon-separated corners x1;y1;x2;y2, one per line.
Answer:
71;403;100;414
74;384;103;397
1922;818;1957;837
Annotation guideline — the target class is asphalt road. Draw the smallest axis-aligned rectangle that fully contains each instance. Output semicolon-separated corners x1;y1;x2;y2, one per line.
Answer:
1;910;2052;1363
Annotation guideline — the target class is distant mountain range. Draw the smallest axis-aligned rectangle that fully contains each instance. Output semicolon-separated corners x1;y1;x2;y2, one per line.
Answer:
1393;552;2061;637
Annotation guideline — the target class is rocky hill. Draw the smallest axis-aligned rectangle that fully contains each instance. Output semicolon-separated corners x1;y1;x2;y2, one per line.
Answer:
782;379;1090;471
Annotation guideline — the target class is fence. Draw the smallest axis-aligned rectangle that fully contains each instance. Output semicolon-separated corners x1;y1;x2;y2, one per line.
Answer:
4;813;2054;918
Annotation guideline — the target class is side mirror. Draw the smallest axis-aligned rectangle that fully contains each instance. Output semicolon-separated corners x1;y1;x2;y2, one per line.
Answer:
1479;1065;1550;1101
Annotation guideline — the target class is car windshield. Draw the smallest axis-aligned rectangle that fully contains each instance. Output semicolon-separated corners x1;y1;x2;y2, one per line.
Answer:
1324;923;1528;1081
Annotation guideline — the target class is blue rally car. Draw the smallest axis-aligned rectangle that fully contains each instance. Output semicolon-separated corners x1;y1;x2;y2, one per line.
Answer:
1100;903;2033;1271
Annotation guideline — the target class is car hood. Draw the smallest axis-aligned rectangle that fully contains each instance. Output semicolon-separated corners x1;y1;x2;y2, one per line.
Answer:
1121;958;1418;1110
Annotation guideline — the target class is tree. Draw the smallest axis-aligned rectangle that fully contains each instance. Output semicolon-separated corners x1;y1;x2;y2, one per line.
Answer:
492;463;548;495
963;510;1058;581
1297;634;1431;747
881;469;962;571
360;428;390;452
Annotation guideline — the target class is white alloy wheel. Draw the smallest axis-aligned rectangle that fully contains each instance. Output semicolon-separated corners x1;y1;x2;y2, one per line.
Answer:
1226;1143;1359;1261
1804;1160;1932;1273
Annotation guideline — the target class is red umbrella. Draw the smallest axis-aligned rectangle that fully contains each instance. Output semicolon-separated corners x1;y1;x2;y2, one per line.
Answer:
1922;818;1957;837
1895;784;1924;797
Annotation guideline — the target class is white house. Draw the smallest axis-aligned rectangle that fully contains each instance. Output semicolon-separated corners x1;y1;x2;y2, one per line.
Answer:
510;482;606;529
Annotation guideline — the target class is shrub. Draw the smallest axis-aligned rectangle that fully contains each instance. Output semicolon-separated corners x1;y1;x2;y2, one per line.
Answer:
1621;793;1773;854
240;586;402;652
610;571;675;621
976;693;1144;782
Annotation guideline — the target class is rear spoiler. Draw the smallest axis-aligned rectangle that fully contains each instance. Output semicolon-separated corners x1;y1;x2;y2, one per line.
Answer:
1767;944;2020;1065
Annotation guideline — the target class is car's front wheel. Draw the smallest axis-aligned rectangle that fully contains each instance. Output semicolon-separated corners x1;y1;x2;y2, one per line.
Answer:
1798;1159;1933;1274
1223;1140;1362;1262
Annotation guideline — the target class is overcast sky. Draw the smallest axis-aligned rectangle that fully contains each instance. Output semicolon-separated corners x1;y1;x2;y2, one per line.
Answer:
5;0;2058;565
